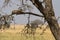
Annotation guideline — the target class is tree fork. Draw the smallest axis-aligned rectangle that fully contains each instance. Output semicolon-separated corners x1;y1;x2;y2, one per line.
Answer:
30;0;60;40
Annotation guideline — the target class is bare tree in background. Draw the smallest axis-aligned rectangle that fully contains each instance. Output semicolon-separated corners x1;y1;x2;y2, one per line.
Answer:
0;14;13;30
2;0;10;8
30;19;45;34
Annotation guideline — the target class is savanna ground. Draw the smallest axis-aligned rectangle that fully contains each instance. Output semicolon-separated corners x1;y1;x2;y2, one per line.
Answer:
0;24;55;40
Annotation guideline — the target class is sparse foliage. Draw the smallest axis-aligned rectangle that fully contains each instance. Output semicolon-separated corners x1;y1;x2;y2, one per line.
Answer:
0;14;14;30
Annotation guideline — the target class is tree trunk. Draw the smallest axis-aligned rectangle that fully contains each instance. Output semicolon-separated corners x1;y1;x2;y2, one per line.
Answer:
30;0;60;40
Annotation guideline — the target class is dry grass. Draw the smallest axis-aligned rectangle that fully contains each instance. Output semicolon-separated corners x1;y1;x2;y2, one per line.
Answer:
0;24;55;40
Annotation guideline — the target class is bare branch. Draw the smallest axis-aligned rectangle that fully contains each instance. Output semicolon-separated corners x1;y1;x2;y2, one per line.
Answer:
30;0;45;14
12;10;44;17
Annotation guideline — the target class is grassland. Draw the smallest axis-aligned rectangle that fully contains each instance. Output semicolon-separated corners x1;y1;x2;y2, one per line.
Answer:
0;24;55;40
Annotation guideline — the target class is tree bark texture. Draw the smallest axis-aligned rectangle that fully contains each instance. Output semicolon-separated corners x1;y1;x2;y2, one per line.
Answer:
30;0;60;40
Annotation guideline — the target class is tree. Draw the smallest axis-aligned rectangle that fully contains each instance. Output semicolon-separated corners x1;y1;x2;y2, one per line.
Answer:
31;19;44;25
30;0;60;40
2;0;60;40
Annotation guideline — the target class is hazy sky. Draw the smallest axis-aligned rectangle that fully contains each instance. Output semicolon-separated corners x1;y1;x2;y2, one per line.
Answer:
0;0;60;24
